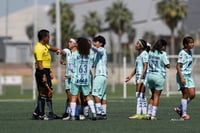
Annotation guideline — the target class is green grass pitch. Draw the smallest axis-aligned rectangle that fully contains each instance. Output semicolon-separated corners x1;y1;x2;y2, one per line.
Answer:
0;84;200;133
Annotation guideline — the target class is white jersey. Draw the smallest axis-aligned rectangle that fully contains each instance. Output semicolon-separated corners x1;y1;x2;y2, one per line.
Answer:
91;45;107;77
63;48;72;76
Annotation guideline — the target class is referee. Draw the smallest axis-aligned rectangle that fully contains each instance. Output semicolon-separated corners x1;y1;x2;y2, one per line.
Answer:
32;29;61;120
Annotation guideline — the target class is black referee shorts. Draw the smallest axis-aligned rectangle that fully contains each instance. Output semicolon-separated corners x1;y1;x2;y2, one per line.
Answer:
35;68;52;97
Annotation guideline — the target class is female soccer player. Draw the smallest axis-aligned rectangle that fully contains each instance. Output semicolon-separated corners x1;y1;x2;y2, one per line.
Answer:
125;39;148;120
174;36;195;120
69;37;96;120
146;39;170;120
91;35;108;120
60;38;77;120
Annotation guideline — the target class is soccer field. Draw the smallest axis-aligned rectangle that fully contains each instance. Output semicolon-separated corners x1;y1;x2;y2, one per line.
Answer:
0;95;200;133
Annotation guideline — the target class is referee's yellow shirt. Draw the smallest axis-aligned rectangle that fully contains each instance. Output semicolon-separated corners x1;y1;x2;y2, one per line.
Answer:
34;42;51;69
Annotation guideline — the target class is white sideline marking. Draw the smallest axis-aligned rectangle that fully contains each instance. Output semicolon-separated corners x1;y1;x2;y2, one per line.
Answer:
170;118;185;121
0;99;33;102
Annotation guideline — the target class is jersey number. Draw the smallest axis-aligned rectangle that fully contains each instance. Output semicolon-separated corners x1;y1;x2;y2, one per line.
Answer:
79;64;87;74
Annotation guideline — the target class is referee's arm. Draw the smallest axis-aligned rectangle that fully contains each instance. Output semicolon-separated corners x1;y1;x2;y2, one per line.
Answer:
49;45;61;53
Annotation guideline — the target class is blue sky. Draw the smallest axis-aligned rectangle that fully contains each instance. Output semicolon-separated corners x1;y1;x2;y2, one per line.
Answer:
0;0;83;17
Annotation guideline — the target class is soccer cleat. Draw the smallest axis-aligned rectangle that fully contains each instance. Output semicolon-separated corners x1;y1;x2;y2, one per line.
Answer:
32;112;39;120
128;114;143;120
53;114;62;119
150;116;157;120
62;113;70;120
144;114;151;120
79;114;86;120
181;114;190;120
174;107;182;117
101;114;107;120
38;114;48;120
96;114;103;120
47;113;61;120
96;114;107;120
62;116;71;120
62;113;69;118
43;116;50;120
47;112;54;120
84;114;90;119
141;114;149;119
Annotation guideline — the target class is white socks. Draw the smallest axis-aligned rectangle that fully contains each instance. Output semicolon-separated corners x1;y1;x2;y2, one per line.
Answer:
181;99;187;116
70;102;76;117
142;96;147;114
136;94;141;114
88;100;96;114
95;103;102;114
147;104;153;115
83;106;89;116
102;104;107;115
151;106;158;117
136;92;147;115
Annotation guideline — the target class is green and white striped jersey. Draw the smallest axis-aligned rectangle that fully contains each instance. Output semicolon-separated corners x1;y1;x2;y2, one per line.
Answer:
63;48;72;76
92;46;107;77
71;51;94;85
177;49;193;75
147;50;169;77
135;50;148;80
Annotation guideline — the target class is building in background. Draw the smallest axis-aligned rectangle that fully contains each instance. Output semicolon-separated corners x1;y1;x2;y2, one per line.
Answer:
0;5;52;63
0;37;31;63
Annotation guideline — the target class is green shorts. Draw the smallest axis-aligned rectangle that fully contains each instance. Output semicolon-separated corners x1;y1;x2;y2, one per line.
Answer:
65;78;71;90
176;73;195;90
147;73;165;91
92;76;107;100
70;83;90;96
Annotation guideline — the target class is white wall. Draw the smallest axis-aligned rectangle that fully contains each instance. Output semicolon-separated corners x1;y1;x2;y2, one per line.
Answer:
5;44;30;63
0;5;53;42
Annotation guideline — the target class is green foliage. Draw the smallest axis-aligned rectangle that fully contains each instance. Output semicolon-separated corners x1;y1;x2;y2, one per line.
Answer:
83;11;102;38
26;23;34;41
157;0;187;32
48;1;77;48
157;0;188;55
143;31;157;44
127;26;136;43
105;0;134;72
105;0;133;36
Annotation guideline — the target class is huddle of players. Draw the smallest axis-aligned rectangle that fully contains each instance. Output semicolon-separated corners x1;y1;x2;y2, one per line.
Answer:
58;36;108;121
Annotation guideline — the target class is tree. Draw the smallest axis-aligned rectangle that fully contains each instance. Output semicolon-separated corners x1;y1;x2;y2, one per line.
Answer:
142;31;157;44
26;23;34;41
157;0;187;55
105;0;133;65
177;26;186;49
127;26;136;63
48;1;77;48
105;0;133;58
83;11;102;38
105;0;133;90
